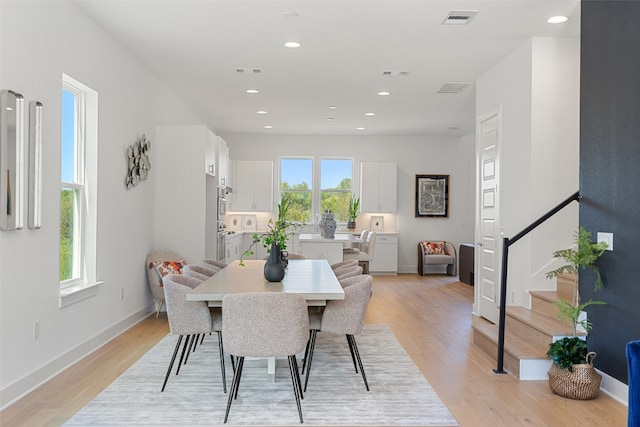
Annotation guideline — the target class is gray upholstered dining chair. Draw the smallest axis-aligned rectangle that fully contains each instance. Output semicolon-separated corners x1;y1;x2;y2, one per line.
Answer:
303;275;373;392
183;263;218;279
331;259;358;271
162;274;227;393
343;231;376;274
222;292;309;424
202;259;228;269
343;230;368;255
337;273;371;289
335;265;363;282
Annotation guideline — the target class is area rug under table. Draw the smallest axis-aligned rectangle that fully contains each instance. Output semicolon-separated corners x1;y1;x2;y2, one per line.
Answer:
65;324;458;426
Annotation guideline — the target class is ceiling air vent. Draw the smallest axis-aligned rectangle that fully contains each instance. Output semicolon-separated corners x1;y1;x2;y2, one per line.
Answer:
382;70;411;77
442;10;478;25
437;82;472;94
235;68;262;74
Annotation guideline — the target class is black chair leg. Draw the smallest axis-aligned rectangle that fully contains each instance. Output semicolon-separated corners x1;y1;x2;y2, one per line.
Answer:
175;335;192;375
348;334;369;391
161;335;183;392
224;356;244;423
346;334;359;373
217;331;227;393
184;334;197;364
233;356;244;400
288;355;304;423
303;329;318;392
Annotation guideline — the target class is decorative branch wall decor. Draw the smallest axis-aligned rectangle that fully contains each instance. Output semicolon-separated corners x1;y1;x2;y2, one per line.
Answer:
126;134;151;189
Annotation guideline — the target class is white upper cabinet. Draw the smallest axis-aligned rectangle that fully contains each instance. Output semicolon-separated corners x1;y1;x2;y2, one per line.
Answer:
217;136;229;188
231;160;273;212
360;162;397;213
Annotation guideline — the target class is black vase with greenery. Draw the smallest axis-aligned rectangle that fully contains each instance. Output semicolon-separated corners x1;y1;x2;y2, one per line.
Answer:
263;242;285;282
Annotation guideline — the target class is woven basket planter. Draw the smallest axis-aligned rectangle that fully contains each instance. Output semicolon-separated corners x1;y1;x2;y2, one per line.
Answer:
548;351;602;400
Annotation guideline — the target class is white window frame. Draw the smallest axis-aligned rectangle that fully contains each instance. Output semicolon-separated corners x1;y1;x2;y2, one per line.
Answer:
59;74;100;306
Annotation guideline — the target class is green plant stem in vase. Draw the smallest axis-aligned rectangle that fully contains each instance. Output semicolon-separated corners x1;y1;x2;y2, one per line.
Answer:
239;194;303;266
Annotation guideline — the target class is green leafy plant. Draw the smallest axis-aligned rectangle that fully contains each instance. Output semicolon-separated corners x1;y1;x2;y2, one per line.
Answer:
545;226;608;369
347;194;360;223
239;194;303;265
547;337;588;372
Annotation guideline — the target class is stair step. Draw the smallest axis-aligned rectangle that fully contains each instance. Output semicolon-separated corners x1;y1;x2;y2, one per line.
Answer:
530;290;572;324
506;306;581;347
473;316;548;359
556;273;575;301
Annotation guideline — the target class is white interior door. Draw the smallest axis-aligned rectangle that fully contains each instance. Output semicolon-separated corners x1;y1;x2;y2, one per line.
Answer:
476;110;501;324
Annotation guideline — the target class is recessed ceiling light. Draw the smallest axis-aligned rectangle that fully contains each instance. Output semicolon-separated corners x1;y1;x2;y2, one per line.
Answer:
257;110;268;114
246;89;259;94
264;125;273;129
447;126;460;130
282;11;299;19
356;127;366;131
326;118;335;121
547;15;568;24
365;112;376;116
377;91;390;96
284;41;301;48
328;105;337;110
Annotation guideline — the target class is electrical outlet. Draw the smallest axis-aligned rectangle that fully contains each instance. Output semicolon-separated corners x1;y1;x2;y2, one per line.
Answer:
33;321;40;340
597;232;614;251
120;288;125;300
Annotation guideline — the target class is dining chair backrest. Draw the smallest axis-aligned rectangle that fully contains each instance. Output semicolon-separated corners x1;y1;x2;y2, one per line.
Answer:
331;259;358;271
163;274;212;336
222;292;309;358
320;275;373;336
365;232;377;259
359;230;369;251
338;273;371;289
336;265;363;282
181;267;209;282
184;263;218;278
201;259;228;269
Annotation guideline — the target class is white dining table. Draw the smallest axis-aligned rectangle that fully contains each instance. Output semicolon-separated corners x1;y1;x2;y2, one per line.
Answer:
186;259;345;381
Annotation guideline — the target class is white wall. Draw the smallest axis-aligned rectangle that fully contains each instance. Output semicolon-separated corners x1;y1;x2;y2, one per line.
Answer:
221;133;476;273
0;2;206;408
475;37;580;306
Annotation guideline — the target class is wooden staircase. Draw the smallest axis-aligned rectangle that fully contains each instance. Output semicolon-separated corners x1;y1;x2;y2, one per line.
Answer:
472;273;585;380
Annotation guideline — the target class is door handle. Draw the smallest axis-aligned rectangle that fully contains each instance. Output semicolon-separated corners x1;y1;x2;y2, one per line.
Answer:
476;242;483;246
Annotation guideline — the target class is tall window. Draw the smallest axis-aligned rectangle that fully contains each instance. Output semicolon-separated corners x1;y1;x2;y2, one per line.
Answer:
60;75;98;291
320;159;353;222
280;158;312;221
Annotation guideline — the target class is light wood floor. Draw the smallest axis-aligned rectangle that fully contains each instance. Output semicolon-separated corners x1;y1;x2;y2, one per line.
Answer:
0;274;628;426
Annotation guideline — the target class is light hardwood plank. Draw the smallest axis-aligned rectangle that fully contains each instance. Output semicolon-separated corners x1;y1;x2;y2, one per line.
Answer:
0;274;628;426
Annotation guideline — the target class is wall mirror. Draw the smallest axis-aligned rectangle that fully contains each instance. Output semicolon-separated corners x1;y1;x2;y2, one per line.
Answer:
0;89;25;231
29;101;43;229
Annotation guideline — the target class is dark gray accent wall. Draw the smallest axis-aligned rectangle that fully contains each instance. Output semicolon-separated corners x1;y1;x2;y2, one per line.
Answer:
580;0;640;384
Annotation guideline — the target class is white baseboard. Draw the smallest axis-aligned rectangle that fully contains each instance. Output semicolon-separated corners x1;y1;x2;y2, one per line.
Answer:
598;368;629;406
0;304;155;410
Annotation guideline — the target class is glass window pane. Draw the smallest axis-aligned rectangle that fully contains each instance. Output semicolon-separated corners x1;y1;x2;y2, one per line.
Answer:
61;89;76;183
282;191;312;222
320;159;352;190
60;188;76;281
280;158;312;190
321;191;351;222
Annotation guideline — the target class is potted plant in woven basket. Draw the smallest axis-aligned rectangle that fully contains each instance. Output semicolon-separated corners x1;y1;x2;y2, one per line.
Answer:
545;226;608;400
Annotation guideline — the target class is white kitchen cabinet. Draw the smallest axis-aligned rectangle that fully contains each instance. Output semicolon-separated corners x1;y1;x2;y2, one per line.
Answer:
360;162;397;212
369;234;398;274
217;136;229;188
231;160;273;212
225;233;243;264
154;125;218;264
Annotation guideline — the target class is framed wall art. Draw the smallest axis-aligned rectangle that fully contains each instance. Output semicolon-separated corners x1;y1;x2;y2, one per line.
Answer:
415;174;449;217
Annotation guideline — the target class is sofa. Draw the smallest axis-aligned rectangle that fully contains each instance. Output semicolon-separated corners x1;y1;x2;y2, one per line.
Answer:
417;241;457;276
